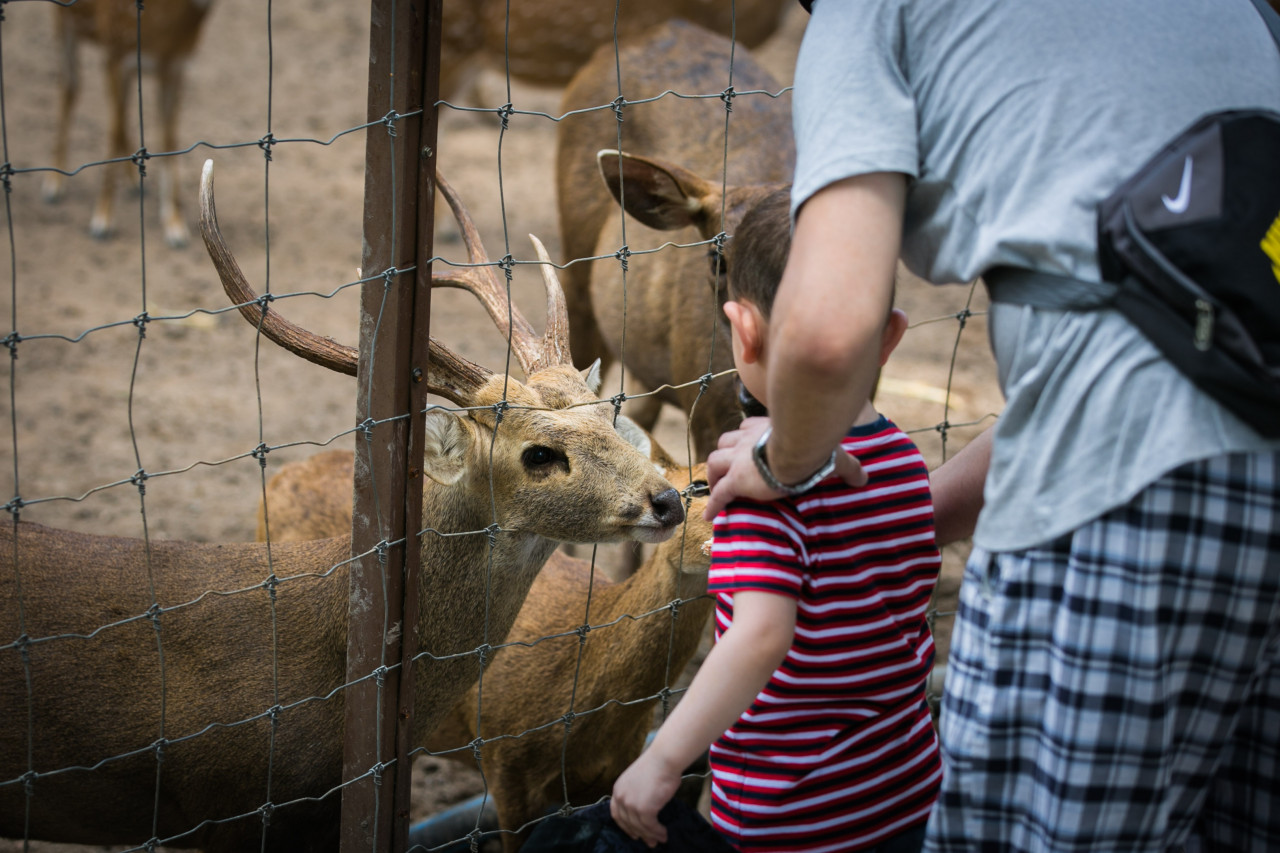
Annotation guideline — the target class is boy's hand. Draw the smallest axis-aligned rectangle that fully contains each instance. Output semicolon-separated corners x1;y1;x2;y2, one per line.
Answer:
610;750;680;848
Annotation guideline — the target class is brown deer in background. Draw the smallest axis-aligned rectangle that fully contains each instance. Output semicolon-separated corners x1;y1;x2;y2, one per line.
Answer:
255;428;716;853
439;0;791;102
43;0;214;248
0;162;684;853
556;19;795;460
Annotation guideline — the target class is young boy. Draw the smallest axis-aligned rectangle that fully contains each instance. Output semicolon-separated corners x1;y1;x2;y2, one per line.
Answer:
610;187;942;852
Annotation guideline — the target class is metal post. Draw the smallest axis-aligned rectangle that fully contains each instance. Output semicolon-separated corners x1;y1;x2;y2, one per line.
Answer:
341;0;441;850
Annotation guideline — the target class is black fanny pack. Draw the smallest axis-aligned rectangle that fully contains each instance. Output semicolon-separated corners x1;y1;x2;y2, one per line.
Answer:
1096;106;1280;438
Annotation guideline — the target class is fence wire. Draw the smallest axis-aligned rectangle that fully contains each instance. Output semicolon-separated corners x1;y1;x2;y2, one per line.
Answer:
0;2;1000;852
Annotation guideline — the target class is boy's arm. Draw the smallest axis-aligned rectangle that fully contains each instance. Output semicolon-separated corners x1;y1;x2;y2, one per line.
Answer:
610;590;798;847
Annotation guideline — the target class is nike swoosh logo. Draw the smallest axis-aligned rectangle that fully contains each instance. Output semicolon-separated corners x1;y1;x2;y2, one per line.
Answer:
1161;156;1193;214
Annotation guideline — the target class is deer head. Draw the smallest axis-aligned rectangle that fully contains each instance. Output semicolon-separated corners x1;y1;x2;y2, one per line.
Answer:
199;158;685;549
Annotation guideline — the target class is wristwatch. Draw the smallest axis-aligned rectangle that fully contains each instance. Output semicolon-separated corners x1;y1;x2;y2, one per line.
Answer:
751;426;838;496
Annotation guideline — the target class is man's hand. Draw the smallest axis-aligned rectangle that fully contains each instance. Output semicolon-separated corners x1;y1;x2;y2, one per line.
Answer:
703;416;866;520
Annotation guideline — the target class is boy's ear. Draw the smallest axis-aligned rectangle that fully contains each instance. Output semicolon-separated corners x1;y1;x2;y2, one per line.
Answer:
722;299;764;365
878;308;909;366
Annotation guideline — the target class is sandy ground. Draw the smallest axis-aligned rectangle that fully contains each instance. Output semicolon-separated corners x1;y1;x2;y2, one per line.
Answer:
0;2;1001;850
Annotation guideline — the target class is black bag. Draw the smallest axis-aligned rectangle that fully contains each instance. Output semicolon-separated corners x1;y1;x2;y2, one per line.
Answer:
1097;0;1280;438
1097;109;1280;437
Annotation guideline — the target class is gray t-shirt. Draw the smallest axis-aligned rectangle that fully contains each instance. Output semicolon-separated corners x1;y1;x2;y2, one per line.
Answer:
792;0;1280;550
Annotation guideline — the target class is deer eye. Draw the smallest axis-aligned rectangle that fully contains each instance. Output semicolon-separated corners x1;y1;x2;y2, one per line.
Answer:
521;445;563;469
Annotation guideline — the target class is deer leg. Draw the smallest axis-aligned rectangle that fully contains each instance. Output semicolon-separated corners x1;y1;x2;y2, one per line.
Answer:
156;58;191;248
90;55;129;240
43;15;80;203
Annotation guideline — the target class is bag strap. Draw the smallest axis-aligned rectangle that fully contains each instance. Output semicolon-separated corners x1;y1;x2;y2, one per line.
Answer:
1249;0;1280;47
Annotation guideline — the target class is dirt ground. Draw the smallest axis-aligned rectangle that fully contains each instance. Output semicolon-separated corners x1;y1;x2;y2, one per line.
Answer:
0;2;1001;850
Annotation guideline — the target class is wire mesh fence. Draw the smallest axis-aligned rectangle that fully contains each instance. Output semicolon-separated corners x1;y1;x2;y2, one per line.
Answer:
0;2;1001;851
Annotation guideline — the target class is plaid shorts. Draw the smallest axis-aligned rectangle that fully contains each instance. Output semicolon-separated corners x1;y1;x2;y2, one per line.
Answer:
925;451;1280;852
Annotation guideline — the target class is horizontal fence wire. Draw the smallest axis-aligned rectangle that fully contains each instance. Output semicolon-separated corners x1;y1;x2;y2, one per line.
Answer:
0;2;999;851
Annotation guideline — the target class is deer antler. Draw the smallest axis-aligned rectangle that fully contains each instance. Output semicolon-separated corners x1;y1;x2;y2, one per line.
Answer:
432;172;573;376
199;159;491;406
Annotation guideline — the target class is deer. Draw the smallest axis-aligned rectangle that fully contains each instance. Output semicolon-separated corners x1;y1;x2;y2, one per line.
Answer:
252;428;716;852
0;161;685;853
555;19;795;460
42;0;215;248
438;0;791;103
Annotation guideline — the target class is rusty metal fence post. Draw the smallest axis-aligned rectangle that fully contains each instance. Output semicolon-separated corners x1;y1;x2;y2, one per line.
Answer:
342;1;442;850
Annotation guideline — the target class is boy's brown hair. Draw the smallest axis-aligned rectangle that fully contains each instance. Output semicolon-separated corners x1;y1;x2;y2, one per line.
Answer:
726;186;793;319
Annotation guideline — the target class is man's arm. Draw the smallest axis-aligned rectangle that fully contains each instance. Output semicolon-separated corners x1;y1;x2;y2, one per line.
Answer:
705;173;906;519
931;425;992;546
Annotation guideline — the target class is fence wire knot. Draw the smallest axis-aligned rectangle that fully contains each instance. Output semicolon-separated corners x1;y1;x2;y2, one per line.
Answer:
143;840;159;853
498;253;515;281
496;103;515;130
133;311;150;338
574;623;591;645
658;686;673;715
560;710;577;731
667;598;683;620
933;420;952;442
20;770;37;796
0;162;13;193
257;133;276;160
610;392;626;419
610;95;627;123
381;110;401;137
373;664;389;688
474;643;493;668
131;468;149;496
698;372;714;394
483;522;502;548
255;292;277;311
131;147;149;178
380;266;400;288
719;86;736;112
3;331;19;359
262;573;279;601
490;399;509;426
953;308;972;330
258;802;275;825
152;737;168;763
614;245;631;271
358;417;377;441
252;443;270;468
4;495;24;518
371;761;388;786
147;602;163;630
469;736;485;763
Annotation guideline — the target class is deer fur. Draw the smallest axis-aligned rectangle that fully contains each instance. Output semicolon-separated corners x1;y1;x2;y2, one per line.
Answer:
254;434;715;853
439;0;790;103
556;19;795;459
42;0;214;248
0;163;685;852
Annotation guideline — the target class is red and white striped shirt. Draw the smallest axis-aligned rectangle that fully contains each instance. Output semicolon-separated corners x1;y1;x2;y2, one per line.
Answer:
707;416;942;852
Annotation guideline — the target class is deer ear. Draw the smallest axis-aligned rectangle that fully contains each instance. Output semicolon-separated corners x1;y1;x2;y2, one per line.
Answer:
613;414;652;457
421;409;476;486
596;149;720;232
580;358;603;394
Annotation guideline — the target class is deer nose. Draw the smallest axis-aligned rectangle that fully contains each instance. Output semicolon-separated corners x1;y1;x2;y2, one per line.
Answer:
651;487;685;528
